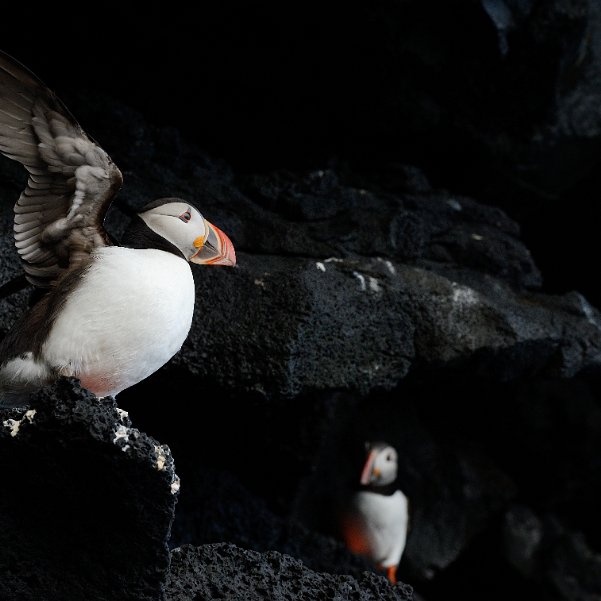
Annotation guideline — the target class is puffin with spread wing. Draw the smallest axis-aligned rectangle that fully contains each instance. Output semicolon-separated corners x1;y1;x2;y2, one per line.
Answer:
0;51;235;405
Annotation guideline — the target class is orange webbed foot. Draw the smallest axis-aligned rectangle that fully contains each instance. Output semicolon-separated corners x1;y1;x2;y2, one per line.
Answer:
386;565;397;585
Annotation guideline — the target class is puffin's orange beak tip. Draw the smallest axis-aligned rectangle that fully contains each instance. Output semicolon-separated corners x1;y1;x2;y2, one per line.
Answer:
191;220;237;267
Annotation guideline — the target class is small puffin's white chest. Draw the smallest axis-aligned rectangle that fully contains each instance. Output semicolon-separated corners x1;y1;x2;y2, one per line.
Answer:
349;489;409;567
42;247;195;396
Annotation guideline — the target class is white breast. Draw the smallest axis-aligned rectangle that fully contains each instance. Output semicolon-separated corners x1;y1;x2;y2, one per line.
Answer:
42;247;195;397
349;489;409;568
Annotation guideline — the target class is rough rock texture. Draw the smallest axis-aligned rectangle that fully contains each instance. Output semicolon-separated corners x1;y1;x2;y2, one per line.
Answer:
165;544;413;601
3;90;601;599
503;506;601;601
2;6;601;596
5;1;601;203
0;379;178;601
170;466;378;580
14;92;599;401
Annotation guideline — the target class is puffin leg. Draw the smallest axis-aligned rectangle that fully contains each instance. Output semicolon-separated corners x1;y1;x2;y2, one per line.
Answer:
386;565;397;585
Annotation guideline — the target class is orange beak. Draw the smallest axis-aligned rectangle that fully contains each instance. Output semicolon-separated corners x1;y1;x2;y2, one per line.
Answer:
191;219;236;266
360;449;378;485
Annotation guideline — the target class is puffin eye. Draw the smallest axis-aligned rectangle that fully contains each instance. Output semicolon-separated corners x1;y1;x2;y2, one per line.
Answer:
179;210;192;223
386;453;392;461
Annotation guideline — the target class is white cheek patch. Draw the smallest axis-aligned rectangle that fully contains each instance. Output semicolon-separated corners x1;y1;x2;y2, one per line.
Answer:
141;213;187;254
140;205;207;260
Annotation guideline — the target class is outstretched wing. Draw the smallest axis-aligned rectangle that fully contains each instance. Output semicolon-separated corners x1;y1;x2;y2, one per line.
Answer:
0;51;123;287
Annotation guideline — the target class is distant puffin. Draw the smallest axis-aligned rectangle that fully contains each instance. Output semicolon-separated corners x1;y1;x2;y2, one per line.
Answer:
339;442;409;584
0;51;235;405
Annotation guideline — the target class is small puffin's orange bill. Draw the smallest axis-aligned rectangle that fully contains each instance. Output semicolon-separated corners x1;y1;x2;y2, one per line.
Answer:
360;450;377;486
360;449;378;485
191;219;236;266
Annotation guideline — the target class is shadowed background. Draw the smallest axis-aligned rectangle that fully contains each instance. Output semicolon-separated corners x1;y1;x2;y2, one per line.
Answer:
1;2;601;600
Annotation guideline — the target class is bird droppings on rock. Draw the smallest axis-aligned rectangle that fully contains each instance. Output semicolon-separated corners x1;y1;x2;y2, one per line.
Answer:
2;408;36;437
113;423;131;444
450;283;479;307
116;407;129;421
155;444;168;471
377;258;397;275
446;199;462;212
171;475;181;495
368;277;382;293
353;271;367;291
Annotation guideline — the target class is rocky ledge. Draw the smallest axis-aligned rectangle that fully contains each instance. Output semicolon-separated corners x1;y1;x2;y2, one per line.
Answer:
166;544;412;601
3;15;601;594
0;380;414;601
0;379;178;601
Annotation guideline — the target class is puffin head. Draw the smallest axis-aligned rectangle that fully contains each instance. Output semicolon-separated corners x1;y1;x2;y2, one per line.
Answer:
360;442;398;486
137;199;236;266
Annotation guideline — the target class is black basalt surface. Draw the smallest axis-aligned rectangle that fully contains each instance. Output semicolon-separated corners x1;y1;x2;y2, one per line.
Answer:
0;379;178;601
2;2;601;599
165;544;413;601
2;90;601;598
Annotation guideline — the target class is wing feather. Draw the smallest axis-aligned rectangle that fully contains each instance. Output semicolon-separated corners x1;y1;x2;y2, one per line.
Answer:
0;51;123;287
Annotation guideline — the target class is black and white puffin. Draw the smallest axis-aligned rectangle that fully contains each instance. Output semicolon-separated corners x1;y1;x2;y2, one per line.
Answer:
339;442;409;584
0;51;235;405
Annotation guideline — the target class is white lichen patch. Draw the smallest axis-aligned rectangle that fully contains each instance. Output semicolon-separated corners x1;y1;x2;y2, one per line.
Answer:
315;262;326;272
155;445;168;471
113;424;130;444
116;407;129;421
121;444;131;453
471;233;484;241
368;277;381;293
576;293;601;331
3;419;20;437
359;362;382;376
447;199;463;211
170;475;181;495
3;409;37;438
324;257;343;263
352;271;366;291
451;282;479;307
377;258;396;275
254;278;266;287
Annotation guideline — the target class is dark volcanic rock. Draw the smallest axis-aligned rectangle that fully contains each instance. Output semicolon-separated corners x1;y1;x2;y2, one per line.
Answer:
178;253;601;397
28;95;598;399
166;544;413;601
6;1;601;203
503;507;601;601
2;67;601;601
0;378;179;601
170;466;377;580
294;393;517;583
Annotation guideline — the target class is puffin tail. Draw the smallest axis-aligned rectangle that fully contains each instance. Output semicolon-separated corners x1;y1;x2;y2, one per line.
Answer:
0;355;52;408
